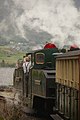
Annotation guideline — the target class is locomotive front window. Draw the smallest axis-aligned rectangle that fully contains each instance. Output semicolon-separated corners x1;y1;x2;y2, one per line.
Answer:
35;53;45;64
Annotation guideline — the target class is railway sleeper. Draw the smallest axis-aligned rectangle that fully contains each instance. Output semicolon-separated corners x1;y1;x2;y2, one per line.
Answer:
50;114;63;120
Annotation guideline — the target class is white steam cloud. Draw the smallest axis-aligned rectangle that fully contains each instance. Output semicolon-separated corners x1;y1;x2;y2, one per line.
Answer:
12;0;80;47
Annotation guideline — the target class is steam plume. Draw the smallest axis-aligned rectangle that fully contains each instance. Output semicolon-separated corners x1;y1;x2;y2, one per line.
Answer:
12;0;80;47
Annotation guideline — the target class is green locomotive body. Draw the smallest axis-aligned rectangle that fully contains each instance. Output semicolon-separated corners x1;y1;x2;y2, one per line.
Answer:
27;48;59;113
13;46;60;114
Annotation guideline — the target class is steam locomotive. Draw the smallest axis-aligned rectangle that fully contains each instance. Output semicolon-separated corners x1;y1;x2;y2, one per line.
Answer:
13;43;79;120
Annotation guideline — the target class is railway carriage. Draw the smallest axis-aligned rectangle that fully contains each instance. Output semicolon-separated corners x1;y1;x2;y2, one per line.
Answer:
55;50;80;120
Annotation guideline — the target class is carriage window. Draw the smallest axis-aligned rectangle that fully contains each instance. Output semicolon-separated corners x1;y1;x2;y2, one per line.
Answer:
35;53;45;64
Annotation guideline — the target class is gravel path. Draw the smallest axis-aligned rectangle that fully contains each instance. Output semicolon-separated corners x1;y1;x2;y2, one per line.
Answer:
0;88;48;120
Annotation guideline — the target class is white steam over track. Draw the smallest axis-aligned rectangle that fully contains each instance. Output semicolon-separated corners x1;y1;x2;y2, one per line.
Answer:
12;0;80;47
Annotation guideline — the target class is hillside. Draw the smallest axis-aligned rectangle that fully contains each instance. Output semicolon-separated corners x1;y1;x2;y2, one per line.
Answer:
0;46;25;67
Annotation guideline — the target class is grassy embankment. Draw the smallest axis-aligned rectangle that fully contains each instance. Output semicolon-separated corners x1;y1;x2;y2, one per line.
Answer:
0;46;25;67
